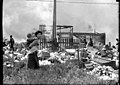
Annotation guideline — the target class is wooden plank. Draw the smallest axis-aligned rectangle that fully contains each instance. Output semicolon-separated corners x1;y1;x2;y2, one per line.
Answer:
43;39;44;48
66;38;68;48
92;57;113;64
65;39;66;48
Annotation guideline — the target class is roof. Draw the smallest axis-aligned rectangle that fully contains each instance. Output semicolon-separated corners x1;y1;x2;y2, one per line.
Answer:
57;32;105;36
57;25;73;30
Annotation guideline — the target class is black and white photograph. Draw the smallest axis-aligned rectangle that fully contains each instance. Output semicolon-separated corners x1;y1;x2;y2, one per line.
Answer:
2;0;119;84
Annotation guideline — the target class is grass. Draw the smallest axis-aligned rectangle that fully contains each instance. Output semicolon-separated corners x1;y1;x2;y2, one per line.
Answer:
3;59;118;84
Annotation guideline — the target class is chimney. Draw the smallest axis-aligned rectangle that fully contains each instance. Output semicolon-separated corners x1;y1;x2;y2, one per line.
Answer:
39;25;46;33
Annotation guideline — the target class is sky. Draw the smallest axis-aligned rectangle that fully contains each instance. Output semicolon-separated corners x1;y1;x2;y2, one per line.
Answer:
3;0;119;45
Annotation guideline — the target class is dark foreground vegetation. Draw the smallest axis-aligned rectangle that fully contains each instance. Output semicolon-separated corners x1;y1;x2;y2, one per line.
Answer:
3;59;118;84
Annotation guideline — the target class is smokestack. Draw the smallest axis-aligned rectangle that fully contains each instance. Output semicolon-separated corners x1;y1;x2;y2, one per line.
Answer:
39;24;46;34
52;0;57;51
53;0;56;39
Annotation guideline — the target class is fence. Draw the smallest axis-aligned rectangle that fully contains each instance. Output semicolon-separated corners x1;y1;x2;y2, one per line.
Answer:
37;38;81;50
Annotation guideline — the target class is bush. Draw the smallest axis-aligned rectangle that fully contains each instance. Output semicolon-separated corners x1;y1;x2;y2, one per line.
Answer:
3;66;13;77
3;59;118;84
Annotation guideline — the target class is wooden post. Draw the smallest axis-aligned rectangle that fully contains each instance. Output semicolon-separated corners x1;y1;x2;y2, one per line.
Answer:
109;42;111;48
52;0;57;52
77;49;80;68
53;0;56;39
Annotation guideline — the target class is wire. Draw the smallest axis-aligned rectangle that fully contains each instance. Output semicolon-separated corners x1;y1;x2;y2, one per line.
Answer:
57;1;118;5
26;0;118;5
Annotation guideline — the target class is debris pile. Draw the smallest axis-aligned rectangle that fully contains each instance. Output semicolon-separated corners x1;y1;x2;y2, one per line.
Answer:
84;45;119;81
37;49;77;66
95;45;119;60
3;40;119;82
3;44;77;67
3;44;28;68
87;65;118;81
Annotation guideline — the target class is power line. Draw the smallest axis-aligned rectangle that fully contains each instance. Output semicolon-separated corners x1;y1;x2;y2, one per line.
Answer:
26;0;118;5
57;1;118;5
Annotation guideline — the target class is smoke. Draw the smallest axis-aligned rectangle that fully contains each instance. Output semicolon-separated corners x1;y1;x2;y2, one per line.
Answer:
3;0;118;45
56;0;118;45
26;1;53;25
3;0;53;42
97;26;118;45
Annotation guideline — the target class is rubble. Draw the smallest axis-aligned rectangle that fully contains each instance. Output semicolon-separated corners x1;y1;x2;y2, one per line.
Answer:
2;40;119;82
39;60;52;66
87;65;118;81
65;49;76;54
3;61;14;68
82;46;119;81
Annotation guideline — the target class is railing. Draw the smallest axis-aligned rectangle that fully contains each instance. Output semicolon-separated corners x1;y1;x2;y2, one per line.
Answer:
37;38;80;50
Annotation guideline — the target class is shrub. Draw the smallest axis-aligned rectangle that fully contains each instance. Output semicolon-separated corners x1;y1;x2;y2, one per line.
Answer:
3;58;118;84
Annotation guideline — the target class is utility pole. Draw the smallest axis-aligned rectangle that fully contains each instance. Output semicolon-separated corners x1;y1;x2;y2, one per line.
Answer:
52;0;57;51
93;23;96;45
53;0;56;39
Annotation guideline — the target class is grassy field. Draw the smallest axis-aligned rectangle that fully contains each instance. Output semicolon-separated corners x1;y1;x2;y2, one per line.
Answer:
3;59;118;84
